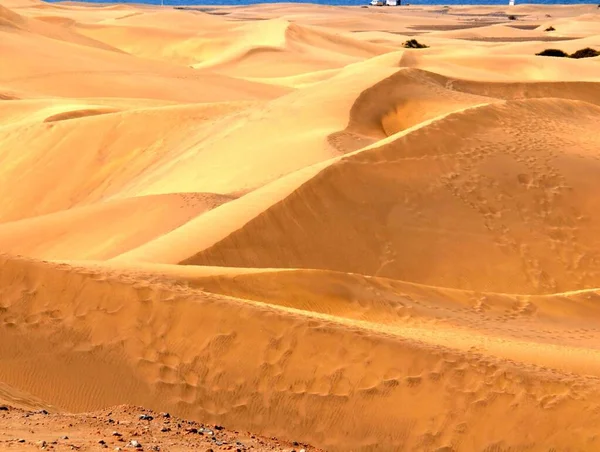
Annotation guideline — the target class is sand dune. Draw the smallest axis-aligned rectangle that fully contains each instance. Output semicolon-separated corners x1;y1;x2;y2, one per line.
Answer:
183;98;600;294
2;2;600;451
0;102;253;221
4;255;600;451
0;7;288;101
77;12;389;78
0;192;234;260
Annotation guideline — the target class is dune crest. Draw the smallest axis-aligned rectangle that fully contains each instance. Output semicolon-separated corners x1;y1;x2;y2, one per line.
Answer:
2;2;600;451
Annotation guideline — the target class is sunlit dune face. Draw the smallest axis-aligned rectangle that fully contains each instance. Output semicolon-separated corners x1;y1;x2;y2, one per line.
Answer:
1;1;600;451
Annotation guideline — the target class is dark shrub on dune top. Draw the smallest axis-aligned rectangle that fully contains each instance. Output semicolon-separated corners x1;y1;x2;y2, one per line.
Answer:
570;48;600;59
536;48;600;58
536;48;569;57
403;39;429;49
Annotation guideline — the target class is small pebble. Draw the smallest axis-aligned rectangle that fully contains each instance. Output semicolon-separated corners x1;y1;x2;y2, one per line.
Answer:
61;436;69;440
161;412;170;418
130;440;141;448
98;440;106;445
139;414;154;421
160;427;171;433
17;439;25;443
0;405;8;411
112;432;122;437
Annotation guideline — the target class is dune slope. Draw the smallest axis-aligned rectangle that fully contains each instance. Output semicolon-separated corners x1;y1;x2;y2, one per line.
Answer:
2;2;600;451
183;98;600;295
3;255;600;452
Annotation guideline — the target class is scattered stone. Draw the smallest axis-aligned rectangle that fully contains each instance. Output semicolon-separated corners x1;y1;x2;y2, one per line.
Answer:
185;427;198;434
99;440;107;445
139;414;154;421
17;439;26;443
293;441;299;446
129;440;141;448
112;432;122;437
61;436;69;440
300;449;306;452
161;412;170;418
160;427;171;433
151;447;160;451
0;405;8;411
38;440;47;448
214;424;224;431
216;441;223;446
206;449;214;452
38;409;49;415
114;448;121;451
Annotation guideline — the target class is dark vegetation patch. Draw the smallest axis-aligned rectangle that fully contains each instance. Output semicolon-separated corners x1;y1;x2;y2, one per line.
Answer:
536;48;568;57
570;48;600;59
403;39;429;49
536;47;599;58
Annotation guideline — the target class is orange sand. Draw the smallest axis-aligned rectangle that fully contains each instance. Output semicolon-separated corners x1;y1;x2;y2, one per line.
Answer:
1;1;600;450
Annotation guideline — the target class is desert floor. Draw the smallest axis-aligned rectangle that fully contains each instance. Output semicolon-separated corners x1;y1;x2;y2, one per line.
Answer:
1;0;600;450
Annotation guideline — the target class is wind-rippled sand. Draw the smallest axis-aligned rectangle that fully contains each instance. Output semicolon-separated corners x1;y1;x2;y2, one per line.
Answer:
1;0;600;450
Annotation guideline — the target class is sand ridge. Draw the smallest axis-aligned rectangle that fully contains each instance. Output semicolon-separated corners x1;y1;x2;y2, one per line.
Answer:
1;1;600;451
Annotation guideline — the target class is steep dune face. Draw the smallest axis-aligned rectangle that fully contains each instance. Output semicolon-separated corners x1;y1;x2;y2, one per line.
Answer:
330;68;491;146
329;68;600;151
184;99;600;294
2;2;600;451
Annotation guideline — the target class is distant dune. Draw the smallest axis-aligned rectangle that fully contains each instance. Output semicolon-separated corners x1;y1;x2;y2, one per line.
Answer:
1;0;600;451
